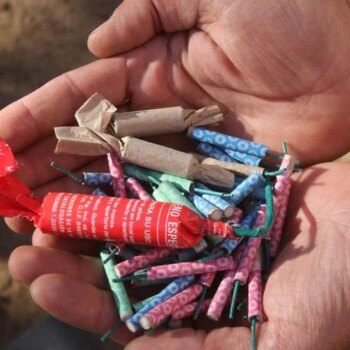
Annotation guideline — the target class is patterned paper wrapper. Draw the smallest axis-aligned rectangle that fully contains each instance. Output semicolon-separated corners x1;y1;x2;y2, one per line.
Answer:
227;207;244;224
207;269;236;321
237;205;259;233
224;149;261;166
188;193;223;221
235;176;266;200
189;127;268;158
114;247;173;277
234;237;262;285
279;154;296;178
132;296;155;312
126;275;195;332
196;183;235;218
91;188;108;196
197;142;236;163
228;172;265;205
147;256;235;280
108;152;127;197
218;238;242;255
248;252;263;322
171;298;212;321
269;154;294;256
125;177;153;200
140;284;203;329
199;272;216;287
83;172;112;186
207;243;245;320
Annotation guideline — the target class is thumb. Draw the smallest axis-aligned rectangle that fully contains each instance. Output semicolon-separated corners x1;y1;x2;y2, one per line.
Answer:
124;327;252;350
88;0;200;57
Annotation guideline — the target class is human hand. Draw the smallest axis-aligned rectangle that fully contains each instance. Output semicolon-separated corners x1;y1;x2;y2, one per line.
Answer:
3;1;350;348
88;0;350;164
8;163;350;349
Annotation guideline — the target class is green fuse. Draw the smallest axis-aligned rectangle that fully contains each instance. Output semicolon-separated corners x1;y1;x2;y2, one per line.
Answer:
100;250;133;322
123;163;150;182
124;164;194;193
158;181;201;215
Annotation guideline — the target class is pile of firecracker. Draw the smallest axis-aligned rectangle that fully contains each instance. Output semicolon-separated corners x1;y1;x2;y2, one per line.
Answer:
0;93;299;349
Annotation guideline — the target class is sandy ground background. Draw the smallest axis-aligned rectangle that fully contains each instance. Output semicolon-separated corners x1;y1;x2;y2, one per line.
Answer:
0;0;119;346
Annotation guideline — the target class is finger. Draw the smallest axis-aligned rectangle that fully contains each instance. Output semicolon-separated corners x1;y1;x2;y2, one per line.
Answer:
125;328;206;350
14;135;94;188
284;162;350;243
0;57;127;153
30;273;136;345
32;156;110;197
88;0;200;57
204;327;251;350
32;229;101;256
16;139;108;190
9;246;106;289
4;217;34;234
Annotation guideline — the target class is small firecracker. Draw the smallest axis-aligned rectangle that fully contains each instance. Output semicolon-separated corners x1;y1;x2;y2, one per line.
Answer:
0;95;300;350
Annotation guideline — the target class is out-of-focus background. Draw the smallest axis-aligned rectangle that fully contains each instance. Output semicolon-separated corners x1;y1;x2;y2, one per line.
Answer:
0;0;120;348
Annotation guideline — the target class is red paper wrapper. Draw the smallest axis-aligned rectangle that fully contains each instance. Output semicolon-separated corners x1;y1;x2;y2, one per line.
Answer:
0;138;41;220
0;138;17;176
36;194;234;248
107;152;127;198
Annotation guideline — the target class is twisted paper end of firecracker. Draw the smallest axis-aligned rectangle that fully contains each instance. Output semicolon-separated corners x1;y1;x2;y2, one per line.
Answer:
0;139;42;222
184;105;224;129
0;137;18;176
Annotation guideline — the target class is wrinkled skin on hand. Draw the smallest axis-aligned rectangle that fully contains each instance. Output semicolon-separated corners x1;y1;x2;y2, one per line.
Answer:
1;0;350;349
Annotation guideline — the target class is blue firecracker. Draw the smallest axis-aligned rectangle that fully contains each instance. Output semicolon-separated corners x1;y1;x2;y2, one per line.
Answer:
187;193;222;220
190;127;268;158
195;183;234;217
83;172;112;186
126;275;195;332
224;149;262;166
240;205;260;228
227;172;265;205
196;142;236;163
219;238;243;255
234;176;265;201
91;188;108;196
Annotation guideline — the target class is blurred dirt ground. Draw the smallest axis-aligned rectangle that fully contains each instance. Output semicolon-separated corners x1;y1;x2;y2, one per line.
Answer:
0;0;118;346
